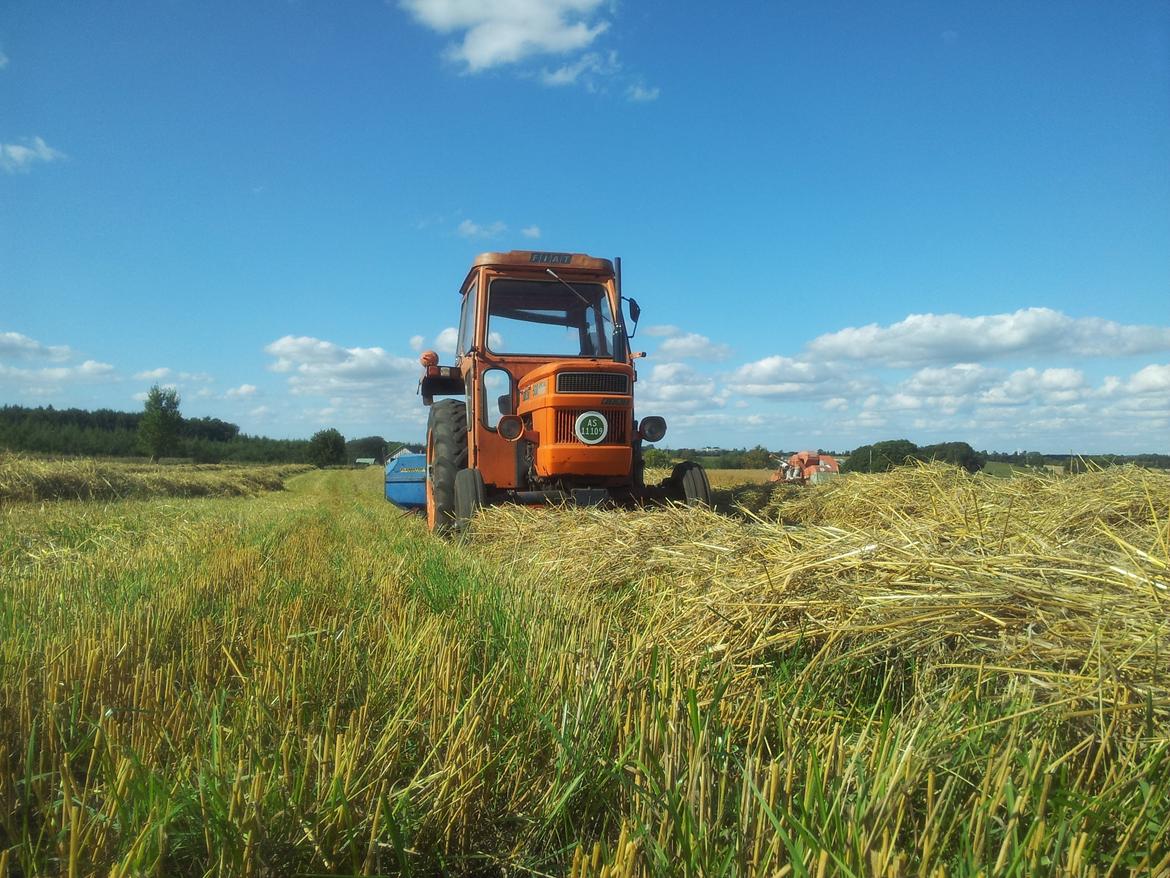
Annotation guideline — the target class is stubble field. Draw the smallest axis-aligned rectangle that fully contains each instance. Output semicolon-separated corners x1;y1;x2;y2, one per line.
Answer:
1;461;1168;876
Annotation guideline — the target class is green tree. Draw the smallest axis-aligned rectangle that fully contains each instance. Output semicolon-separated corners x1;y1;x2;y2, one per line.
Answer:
307;428;346;468
345;435;389;465
138;385;182;461
842;439;919;473
919;441;986;473
741;445;772;469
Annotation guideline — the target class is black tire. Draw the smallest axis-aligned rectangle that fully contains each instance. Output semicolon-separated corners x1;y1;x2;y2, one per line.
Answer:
426;399;468;535
454;467;487;530
668;461;711;507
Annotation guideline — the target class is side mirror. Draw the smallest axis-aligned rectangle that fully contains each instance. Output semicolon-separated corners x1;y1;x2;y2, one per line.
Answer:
625;297;641;340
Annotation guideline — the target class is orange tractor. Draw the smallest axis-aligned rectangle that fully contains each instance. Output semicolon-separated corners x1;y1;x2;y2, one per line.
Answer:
416;250;711;533
770;451;841;485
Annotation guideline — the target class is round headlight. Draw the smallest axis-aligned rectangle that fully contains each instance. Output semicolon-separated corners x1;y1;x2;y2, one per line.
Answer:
639;416;667;443
498;415;525;442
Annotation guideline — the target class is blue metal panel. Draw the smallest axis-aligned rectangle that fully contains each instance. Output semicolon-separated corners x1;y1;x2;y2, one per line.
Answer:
385;454;427;508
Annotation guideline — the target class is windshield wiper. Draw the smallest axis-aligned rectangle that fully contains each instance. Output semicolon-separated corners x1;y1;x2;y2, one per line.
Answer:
545;268;611;326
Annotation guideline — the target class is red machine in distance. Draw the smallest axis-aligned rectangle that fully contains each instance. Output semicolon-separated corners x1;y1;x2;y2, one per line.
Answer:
770;451;841;485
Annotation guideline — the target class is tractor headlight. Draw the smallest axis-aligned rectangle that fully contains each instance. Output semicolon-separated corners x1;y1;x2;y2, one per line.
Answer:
498;414;525;442
639;416;667;443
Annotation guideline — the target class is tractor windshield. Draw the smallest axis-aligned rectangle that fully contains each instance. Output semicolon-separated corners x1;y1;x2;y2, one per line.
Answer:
486;278;615;358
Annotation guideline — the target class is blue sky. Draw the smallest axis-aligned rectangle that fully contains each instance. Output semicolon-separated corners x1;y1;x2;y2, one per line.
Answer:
2;1;1168;452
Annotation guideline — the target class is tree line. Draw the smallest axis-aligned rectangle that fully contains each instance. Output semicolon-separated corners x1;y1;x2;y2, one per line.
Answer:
0;397;409;467
841;440;986;473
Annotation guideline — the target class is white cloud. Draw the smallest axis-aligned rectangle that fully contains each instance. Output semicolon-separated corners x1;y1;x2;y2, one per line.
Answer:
1127;363;1170;394
457;218;507;238
656;332;731;361
540;49;618;87
901;363;995;396
626;83;660;102
266;336;347;373
1;136;66;174
400;0;610;73
0;50;8;70
643;324;681;338
731;355;837;398
264;335;418;397
0;359;116;385
807;308;1170;366
980;368;1086;406
135;367;172;380
520;225;541;239
638;362;722;415
263;334;427;435
0;331;71;362
409;334;426;351
435;327;459;354
178;371;214;383
225;383;258;398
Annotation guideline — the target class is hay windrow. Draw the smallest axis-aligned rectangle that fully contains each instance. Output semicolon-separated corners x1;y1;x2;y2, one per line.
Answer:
470;464;1170;720
0;453;314;502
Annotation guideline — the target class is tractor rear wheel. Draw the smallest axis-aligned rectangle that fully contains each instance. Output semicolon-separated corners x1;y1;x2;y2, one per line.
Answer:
454;467;487;530
426;399;468;535
668;461;711;507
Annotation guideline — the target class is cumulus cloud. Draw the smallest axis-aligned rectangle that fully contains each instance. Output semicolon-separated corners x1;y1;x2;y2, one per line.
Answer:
263;335;427;435
0;331;71;362
980;368;1086;406
435;327;459;355
656;332;731;361
638;362;722;415
643;325;681;338
807;308;1170;366
457;218;507;239
0;330;116;396
1127;363;1170;394
901;363;996;396
0;359;116;385
134;367;172;380
263;335;417;397
409;334;425;351
224;383;258;398
1;136;66;173
731;355;843;399
400;0;610;72
626;83;660;102
540;50;617;86
520;225;541;239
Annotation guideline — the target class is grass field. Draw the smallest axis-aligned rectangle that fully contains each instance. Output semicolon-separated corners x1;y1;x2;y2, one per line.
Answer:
1;463;1168;875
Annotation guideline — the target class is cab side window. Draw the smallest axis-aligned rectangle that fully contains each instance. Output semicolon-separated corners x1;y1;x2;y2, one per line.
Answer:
457;283;478;356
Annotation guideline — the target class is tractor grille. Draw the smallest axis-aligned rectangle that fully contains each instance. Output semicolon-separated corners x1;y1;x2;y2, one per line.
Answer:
556;372;630;394
555;409;629;445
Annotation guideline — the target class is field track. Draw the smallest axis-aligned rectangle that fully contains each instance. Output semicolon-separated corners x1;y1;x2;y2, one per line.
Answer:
1;466;1168;876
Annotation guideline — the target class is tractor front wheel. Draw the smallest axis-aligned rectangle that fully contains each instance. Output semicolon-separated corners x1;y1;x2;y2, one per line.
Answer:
668;461;712;507
454;467;487;530
426;399;468;535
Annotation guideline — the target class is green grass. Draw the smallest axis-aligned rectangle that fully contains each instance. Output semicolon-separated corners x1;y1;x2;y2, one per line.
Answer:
1;467;1167;876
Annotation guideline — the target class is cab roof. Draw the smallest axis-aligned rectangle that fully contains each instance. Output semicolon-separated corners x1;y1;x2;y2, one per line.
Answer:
461;250;615;291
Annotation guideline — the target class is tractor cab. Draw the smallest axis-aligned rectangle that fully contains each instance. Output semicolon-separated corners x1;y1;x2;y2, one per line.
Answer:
416;250;710;533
